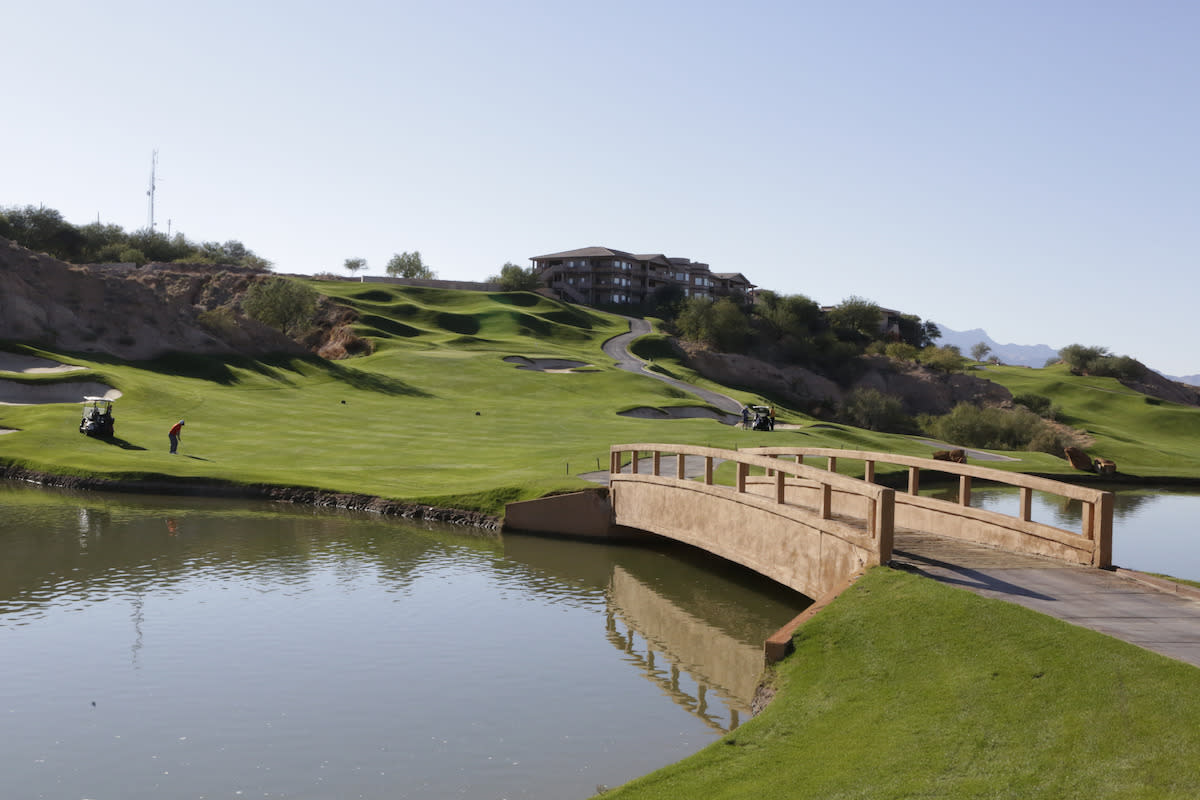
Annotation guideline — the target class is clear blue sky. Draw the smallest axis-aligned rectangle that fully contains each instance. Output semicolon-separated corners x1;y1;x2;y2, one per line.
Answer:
5;1;1197;375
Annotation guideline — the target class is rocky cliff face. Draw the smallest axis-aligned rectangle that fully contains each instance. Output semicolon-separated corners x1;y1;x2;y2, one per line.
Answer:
0;237;305;360
678;343;1012;417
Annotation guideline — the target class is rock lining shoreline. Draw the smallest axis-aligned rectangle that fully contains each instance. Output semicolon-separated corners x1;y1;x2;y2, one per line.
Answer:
0;465;501;531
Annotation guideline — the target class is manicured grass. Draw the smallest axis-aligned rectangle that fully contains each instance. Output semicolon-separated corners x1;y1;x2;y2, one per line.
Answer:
2;285;1200;518
600;567;1200;800
969;364;1200;480
4;284;1200;798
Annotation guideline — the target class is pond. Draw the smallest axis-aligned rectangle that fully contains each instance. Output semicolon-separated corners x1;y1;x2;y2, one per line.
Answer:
0;485;808;800
923;484;1200;582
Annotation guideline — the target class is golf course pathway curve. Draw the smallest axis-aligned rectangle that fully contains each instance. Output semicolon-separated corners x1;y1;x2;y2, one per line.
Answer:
601;317;743;417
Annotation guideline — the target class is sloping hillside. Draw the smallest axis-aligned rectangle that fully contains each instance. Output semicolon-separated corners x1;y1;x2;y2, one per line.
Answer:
0;236;303;360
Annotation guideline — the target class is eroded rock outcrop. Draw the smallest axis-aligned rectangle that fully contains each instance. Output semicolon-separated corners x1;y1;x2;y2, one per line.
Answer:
0;236;305;360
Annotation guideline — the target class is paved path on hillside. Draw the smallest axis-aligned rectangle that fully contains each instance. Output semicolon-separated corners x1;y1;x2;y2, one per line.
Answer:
601;318;743;417
891;531;1200;668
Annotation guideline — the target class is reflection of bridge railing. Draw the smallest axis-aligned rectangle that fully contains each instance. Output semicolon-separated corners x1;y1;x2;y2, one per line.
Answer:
605;566;761;732
609;443;895;598
741;447;1113;569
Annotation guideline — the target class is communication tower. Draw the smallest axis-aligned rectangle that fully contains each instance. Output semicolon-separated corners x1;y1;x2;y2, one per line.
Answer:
146;149;158;232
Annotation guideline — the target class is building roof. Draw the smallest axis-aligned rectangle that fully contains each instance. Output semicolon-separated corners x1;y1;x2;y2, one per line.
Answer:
531;246;636;260
714;272;755;286
633;253;675;267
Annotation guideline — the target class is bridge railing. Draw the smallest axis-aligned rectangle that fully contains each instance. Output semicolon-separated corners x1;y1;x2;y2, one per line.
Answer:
741;447;1113;568
609;443;896;562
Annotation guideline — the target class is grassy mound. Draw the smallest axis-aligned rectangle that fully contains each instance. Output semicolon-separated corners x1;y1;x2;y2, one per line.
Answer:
3;284;1200;516
602;567;1200;800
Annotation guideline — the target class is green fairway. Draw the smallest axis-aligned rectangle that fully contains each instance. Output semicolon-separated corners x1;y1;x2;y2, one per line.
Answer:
600;567;1200;800
967;364;1200;480
3;284;1200;516
4;282;1200;798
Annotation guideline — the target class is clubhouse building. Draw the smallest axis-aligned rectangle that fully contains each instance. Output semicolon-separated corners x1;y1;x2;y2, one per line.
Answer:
530;246;755;307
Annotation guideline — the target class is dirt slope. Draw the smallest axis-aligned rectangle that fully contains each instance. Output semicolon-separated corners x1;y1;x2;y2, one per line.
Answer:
0;236;305;360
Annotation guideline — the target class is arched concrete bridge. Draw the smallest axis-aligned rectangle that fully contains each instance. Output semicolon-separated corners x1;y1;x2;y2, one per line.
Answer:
506;444;1113;602
505;446;1200;667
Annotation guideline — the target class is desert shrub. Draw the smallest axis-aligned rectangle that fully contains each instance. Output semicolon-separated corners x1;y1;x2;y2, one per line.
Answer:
1027;425;1083;456
922;403;1049;450
118;247;146;266
1013;392;1052;415
241;277;318;334
839;387;913;432
920;345;965;373
885;342;920;362
1058;344;1145;380
197;307;240;340
1011;392;1065;423
317;326;373;360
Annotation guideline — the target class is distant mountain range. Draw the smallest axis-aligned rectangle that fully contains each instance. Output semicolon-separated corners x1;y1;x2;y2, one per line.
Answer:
930;324;1060;369
931;323;1200;387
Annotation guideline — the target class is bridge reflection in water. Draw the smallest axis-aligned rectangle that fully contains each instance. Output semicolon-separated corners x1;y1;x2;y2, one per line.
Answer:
606;566;762;732
501;533;808;733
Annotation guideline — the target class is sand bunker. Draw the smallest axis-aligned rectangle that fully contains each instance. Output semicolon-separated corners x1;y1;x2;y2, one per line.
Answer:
503;356;593;372
619;406;741;424
0;379;123;406
0;353;84;374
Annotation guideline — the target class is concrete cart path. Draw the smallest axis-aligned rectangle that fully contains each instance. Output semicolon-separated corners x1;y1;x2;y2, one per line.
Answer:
601;317;744;417
892;531;1200;668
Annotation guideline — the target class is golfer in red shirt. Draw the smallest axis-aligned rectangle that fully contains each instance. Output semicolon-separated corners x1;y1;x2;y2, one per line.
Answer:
169;419;185;453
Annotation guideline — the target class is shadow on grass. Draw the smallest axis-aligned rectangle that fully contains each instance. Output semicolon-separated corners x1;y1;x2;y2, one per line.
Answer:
53;347;429;398
435;312;481;336
487;292;541;308
316;359;433;398
100;436;146;451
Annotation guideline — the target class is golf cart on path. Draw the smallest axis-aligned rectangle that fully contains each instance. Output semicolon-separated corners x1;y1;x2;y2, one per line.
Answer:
79;396;114;438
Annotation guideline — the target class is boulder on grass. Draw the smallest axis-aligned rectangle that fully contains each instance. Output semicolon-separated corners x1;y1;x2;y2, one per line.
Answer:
933;449;967;463
1064;446;1095;472
1094;457;1116;476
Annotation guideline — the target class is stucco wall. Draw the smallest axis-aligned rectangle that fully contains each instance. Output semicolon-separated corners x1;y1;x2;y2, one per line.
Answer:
611;476;877;599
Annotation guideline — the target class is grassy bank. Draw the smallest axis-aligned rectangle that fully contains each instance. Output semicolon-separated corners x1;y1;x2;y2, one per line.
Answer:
600;567;1200;800
0;284;1025;514
3;284;1200;797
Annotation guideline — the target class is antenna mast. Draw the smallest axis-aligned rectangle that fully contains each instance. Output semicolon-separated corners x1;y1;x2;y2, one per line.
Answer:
146;149;158;232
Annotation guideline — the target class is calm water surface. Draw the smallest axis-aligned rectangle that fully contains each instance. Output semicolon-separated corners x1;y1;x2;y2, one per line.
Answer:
925;485;1200;581
0;485;807;800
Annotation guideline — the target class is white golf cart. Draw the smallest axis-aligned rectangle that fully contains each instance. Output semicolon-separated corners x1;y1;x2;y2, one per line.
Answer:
79;396;115;438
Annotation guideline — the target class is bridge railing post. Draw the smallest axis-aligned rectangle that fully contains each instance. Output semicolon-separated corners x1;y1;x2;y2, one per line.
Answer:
864;459;875;484
908;466;920;495
1094;492;1114;568
704;456;713;485
1020;487;1033;521
631;450;640;475
875;488;895;563
610;449;620;474
652;451;661;476
676;453;686;480
959;475;972;506
736;462;748;494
